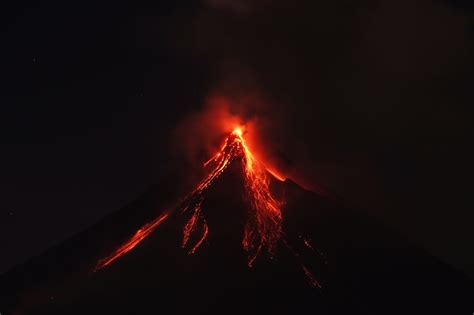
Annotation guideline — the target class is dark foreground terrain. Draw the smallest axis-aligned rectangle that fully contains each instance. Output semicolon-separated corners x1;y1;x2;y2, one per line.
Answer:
1;161;473;314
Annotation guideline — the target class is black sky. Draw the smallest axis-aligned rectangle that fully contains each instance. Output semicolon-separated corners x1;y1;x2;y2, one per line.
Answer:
1;0;473;278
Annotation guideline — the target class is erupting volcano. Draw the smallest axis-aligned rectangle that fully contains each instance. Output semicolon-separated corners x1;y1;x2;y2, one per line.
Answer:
2;125;473;315
95;127;321;288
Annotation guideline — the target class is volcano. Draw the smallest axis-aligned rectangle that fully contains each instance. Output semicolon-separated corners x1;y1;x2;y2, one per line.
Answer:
1;129;473;315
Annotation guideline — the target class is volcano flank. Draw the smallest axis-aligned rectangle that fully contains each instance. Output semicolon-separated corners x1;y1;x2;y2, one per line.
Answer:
1;130;473;315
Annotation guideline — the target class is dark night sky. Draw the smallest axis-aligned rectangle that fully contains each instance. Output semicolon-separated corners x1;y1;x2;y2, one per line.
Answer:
1;0;473;279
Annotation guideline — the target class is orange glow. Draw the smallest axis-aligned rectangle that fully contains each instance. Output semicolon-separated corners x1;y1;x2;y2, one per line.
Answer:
236;130;283;266
94;128;322;288
180;125;284;259
188;222;209;255
266;168;286;181
181;198;209;255
94;211;170;271
182;126;284;265
233;127;243;137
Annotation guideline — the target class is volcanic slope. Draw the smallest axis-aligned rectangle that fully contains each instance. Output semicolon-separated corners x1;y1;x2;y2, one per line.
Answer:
1;149;473;315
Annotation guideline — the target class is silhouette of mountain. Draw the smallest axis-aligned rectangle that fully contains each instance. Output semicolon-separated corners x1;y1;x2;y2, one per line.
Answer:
1;157;473;315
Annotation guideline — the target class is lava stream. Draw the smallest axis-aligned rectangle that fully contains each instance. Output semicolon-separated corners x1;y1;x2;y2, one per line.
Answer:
94;128;322;288
95;211;170;271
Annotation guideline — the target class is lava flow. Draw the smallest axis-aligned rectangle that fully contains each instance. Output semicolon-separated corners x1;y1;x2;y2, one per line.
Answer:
94;128;321;288
94;211;170;271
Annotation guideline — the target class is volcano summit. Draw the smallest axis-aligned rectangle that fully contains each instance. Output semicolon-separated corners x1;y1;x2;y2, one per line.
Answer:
1;128;473;315
96;128;321;287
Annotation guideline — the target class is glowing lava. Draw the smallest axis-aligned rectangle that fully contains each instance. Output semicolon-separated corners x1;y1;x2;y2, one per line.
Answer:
94;211;170;271
189;128;284;265
94;127;321;288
